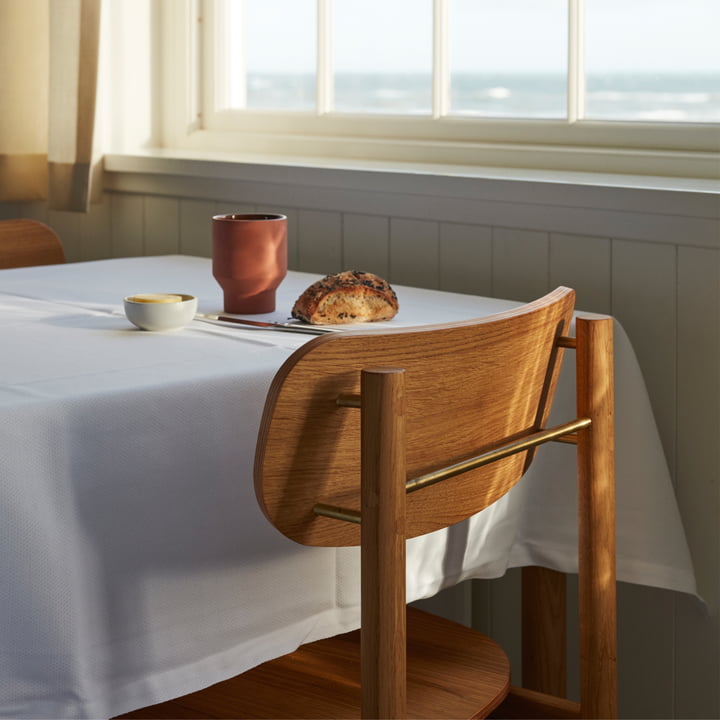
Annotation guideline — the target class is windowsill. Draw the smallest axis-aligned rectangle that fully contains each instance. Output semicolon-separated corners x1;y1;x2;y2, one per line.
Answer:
104;148;720;198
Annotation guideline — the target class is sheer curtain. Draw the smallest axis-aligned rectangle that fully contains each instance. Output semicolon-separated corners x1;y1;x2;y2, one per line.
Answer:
0;0;101;212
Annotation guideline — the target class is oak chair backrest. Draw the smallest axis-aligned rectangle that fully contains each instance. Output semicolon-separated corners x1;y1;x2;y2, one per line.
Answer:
0;219;66;269
256;287;575;546
254;286;616;719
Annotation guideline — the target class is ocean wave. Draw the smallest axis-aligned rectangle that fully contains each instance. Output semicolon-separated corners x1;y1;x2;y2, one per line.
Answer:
484;87;512;99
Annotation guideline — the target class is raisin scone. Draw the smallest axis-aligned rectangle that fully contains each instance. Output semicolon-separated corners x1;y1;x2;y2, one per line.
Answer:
291;270;399;325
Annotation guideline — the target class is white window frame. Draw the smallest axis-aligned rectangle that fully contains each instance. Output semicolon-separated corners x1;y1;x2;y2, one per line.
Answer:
160;0;719;179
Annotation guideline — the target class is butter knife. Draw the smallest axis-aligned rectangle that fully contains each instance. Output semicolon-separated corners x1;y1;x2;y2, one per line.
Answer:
196;313;340;335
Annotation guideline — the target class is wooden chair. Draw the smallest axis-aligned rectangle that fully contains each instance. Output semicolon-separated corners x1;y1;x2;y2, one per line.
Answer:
0;219;66;269
120;286;616;719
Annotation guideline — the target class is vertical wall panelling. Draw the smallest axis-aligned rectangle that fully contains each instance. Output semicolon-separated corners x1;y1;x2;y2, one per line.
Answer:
46;210;84;262
110;194;144;257
549;233;612;314
16;201;49;224
79;197;113;261
389;218;439;288
0;202;21;219
214;202;256;217
439;222;493;296
677;246;719;606
342;213;390;277
616;584;676;719
297;209;342;274
143;196;180;255
675;245;720;719
179;199;217;257
492;228;550;302
673;592;718;719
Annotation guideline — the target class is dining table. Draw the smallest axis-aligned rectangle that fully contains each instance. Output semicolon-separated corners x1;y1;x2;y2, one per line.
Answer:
0;255;696;719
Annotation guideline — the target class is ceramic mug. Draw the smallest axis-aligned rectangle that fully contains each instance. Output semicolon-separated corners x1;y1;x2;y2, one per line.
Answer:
212;213;288;314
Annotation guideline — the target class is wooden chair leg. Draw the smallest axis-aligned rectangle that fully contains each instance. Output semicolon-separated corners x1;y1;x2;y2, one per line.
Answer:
361;368;407;720
576;318;616;720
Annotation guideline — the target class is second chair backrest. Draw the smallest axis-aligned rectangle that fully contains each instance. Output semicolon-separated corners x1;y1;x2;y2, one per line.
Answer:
254;286;616;719
0;219;66;269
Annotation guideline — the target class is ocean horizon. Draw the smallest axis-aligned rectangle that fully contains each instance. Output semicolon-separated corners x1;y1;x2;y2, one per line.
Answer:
235;71;720;122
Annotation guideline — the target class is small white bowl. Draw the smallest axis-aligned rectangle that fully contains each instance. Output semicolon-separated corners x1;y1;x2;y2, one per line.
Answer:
124;293;198;332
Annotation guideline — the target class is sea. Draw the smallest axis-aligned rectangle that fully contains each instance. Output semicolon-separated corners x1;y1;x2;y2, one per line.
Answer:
241;72;720;122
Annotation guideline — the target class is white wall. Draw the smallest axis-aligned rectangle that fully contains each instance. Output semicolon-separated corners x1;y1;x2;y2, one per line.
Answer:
1;162;718;719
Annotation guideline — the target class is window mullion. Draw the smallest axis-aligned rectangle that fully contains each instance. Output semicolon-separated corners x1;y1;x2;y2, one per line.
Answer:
217;0;244;110
433;0;449;118
162;0;203;145
567;0;585;123
317;0;333;115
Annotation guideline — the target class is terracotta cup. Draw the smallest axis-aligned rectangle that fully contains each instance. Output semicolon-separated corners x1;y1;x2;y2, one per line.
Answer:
212;213;288;314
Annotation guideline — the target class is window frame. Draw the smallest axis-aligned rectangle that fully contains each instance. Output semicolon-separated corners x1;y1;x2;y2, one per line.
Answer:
159;0;720;179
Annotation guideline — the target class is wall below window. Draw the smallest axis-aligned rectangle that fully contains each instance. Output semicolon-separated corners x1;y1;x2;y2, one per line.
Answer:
2;160;718;719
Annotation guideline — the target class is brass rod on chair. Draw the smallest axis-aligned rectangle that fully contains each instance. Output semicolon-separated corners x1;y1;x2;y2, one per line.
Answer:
405;418;591;494
314;418;590;523
337;393;361;408
313;503;362;524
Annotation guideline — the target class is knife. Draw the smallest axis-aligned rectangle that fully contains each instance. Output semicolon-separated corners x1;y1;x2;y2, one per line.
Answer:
196;313;340;335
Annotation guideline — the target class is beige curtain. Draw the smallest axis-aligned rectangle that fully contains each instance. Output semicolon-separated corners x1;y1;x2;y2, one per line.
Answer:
0;0;101;212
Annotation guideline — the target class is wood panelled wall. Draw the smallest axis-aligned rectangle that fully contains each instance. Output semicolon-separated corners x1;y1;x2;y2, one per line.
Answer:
1;162;718;719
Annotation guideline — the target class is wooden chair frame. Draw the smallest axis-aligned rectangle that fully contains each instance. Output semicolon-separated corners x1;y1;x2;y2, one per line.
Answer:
254;289;616;719
311;316;616;719
119;288;616;720
499;317;617;719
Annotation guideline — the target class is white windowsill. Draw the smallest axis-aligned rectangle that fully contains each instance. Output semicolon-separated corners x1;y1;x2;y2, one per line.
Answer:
104;148;719;198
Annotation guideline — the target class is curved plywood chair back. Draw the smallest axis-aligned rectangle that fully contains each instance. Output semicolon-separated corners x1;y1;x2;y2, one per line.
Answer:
255;287;576;547
0;219;66;269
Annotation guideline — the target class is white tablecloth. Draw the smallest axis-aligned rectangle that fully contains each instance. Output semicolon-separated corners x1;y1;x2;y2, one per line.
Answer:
0;256;695;719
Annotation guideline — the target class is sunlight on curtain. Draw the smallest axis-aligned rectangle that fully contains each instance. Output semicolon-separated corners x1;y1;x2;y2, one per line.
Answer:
0;0;101;212
0;0;48;202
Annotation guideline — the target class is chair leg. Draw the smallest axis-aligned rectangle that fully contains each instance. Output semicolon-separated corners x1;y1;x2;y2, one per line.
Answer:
576;317;617;720
360;368;407;720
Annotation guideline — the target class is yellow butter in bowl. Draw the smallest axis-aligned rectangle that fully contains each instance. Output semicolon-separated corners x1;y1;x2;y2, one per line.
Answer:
124;293;198;331
129;293;183;304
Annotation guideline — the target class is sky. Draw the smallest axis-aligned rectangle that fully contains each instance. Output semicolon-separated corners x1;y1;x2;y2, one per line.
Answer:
235;0;720;75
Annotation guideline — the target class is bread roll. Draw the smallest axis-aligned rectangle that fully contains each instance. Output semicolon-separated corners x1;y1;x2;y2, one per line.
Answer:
292;270;399;325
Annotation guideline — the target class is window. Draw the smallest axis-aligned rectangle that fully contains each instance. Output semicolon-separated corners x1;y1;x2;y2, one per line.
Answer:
584;0;719;123
162;0;720;178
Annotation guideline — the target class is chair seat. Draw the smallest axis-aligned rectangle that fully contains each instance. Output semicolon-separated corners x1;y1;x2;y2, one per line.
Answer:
118;607;510;719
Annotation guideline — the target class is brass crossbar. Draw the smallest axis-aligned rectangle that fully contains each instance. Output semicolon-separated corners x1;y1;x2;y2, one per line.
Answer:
405;418;590;493
312;503;362;524
313;417;591;524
